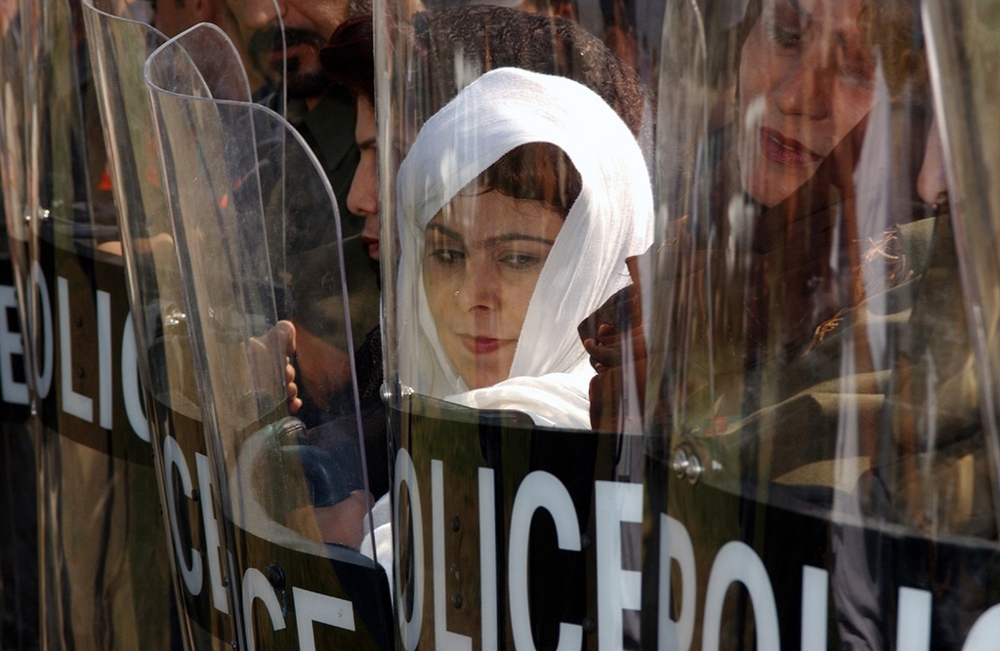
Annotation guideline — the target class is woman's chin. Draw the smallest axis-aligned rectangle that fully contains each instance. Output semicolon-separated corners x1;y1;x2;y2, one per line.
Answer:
462;371;504;391
743;156;824;209
456;360;514;390
446;337;516;389
745;174;803;210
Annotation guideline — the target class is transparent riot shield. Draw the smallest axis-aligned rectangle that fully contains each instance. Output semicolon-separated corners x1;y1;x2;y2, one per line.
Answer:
80;1;239;648
378;1;663;646
223;0;384;390
643;0;1000;648
924;0;1000;477
1;4;41;647
0;0;32;371
0;221;38;651
15;0;178;649
145;23;392;651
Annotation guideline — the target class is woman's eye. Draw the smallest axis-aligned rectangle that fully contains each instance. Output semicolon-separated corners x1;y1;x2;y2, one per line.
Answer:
500;252;544;270
768;23;801;50
429;248;465;265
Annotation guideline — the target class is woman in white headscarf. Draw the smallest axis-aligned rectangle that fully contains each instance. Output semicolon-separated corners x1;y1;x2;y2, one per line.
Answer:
395;67;653;429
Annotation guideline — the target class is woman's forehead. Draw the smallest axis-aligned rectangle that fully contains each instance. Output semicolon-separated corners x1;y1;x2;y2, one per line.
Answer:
765;0;871;35
426;193;564;240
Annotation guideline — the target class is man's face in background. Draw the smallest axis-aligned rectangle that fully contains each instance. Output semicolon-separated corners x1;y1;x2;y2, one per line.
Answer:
227;0;356;99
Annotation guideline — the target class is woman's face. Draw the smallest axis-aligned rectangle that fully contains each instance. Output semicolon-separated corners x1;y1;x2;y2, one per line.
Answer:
347;95;380;260
422;190;564;389
738;0;876;208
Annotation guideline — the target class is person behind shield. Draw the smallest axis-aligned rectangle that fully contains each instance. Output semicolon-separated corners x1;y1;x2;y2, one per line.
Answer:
225;0;381;432
396;67;653;429
585;0;887;430
319;15;379;263
298;10;652;557
287;15;390;504
323;5;652;270
734;0;878;209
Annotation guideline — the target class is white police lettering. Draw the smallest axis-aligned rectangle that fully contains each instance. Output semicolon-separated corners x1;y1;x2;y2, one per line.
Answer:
159;447;230;617
159;445;369;648
478;468;498;651
243;566;286;651
97;289;112;429
31;260;53;398
235;575;361;650
596;481;643;651
0;284;29;405
963;604;1000;650
509;471;582;651
121;313;150;441
55;277;147;434
658;514;695;651
401;453;656;651
897;587;932;651
163;434;203;595
293;587;355;650
196;452;229;614
393;448;998;650
801;567;828;651
702;540;780;651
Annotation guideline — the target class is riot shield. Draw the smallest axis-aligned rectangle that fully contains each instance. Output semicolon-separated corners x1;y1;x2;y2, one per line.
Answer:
222;0;384;387
0;45;39;639
643;0;1000;648
145;23;392;651
378;1;662;646
14;0;178;649
0;0;32;371
924;0;1000;482
81;1;240;648
0;223;38;651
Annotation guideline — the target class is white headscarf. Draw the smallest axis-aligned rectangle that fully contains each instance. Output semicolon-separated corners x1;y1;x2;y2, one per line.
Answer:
396;67;653;429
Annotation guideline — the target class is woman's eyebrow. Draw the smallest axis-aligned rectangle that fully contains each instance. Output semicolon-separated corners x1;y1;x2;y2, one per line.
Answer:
426;223;463;240
485;233;556;246
426;224;555;247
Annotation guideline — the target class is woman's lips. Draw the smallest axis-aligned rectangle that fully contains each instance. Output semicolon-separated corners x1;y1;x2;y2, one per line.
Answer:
362;236;379;260
760;127;824;166
460;336;512;355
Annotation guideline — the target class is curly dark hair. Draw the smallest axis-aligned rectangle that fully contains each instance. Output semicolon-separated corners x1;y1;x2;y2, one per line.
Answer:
470;143;583;218
409;5;648;138
409;5;647;214
323;6;647;215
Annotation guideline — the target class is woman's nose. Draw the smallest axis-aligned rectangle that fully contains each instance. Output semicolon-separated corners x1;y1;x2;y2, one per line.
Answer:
917;119;948;207
454;257;500;311
347;161;378;219
774;46;833;120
